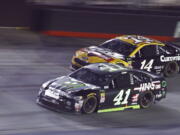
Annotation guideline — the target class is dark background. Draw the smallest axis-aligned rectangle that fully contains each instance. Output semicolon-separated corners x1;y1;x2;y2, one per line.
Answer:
0;0;32;27
0;0;180;37
0;1;180;135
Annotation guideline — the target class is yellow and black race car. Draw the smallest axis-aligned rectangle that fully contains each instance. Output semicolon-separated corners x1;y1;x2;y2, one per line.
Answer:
71;35;180;77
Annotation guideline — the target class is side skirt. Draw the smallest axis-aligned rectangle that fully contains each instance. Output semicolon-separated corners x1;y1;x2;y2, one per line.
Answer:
97;105;140;113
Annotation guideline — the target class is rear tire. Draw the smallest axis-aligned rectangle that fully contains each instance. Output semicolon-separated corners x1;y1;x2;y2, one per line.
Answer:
164;62;179;77
139;91;154;109
82;96;97;114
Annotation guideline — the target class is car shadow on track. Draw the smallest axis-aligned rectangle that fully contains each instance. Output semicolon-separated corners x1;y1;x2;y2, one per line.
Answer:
43;104;180;129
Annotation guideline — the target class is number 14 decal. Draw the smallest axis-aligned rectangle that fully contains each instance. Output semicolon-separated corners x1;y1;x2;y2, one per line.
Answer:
113;89;131;106
140;59;154;72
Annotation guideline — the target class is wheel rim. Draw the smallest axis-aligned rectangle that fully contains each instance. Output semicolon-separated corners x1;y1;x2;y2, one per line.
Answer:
83;97;97;113
167;63;176;73
165;62;179;76
141;93;153;107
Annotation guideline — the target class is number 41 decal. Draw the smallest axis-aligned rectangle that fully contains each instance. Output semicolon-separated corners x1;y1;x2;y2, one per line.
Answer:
113;89;131;106
140;59;154;72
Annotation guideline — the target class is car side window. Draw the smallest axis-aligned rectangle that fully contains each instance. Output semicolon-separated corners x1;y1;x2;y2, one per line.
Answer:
134;50;141;58
108;80;115;89
157;46;167;55
158;45;175;55
137;72;151;82
140;45;157;57
113;72;130;88
129;73;143;85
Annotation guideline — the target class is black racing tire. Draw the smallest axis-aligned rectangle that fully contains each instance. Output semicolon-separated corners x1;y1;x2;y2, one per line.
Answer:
139;91;155;109
164;62;179;77
82;96;98;114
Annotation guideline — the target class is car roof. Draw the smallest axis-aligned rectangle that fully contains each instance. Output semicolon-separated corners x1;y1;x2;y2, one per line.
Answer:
84;63;131;75
83;63;161;79
115;35;165;47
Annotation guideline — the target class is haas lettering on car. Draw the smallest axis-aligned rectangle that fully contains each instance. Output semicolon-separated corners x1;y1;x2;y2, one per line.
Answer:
134;81;161;92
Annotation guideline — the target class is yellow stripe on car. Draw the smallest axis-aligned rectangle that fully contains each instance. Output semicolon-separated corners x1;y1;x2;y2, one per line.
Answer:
129;43;165;57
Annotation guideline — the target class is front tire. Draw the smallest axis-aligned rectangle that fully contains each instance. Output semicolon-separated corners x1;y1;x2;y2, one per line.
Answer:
164;62;179;77
139;91;154;109
82;96;97;114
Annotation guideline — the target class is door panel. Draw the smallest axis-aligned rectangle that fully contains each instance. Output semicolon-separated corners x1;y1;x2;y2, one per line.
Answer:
132;45;163;74
100;72;135;109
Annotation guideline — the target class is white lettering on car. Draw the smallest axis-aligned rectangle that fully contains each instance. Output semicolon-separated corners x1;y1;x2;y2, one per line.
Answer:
160;55;180;62
113;89;131;106
134;81;161;92
140;59;154;72
100;92;105;103
124;35;154;44
131;94;139;102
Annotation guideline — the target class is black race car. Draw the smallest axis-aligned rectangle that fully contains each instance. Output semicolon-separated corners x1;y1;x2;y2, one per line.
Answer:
37;63;167;114
71;35;180;77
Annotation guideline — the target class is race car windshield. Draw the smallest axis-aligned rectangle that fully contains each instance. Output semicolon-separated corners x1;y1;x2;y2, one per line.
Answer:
69;68;112;86
99;39;136;56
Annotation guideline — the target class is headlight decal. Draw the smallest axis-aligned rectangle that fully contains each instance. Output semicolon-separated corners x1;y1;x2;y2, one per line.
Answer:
74;100;83;112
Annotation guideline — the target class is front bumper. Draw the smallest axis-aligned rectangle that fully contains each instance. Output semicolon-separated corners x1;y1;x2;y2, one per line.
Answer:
71;57;89;70
37;91;83;113
74;58;89;66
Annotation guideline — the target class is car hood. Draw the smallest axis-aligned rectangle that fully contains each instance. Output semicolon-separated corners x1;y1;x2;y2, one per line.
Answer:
86;46;126;60
47;76;100;93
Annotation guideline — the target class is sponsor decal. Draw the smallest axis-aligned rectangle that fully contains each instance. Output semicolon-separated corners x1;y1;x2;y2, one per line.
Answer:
161;81;167;88
87;93;96;97
104;86;109;89
154;66;164;74
52;99;57;104
156;91;166;99
134;81;161;92
123;35;154;44
98;105;140;113
100;92;105;103
98;63;125;72
130;73;134;85
75;100;83;112
156;93;163;99
65;80;85;87
47;87;70;98
66;101;71;106
160;55;180;62
131;94;139;103
154;66;163;70
90;46;124;59
45;89;59;99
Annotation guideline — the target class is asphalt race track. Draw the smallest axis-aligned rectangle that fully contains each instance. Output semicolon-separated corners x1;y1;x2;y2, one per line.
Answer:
0;29;180;135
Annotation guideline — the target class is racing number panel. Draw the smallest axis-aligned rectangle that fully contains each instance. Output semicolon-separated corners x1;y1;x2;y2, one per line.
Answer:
98;70;165;111
131;44;180;75
101;72;133;109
